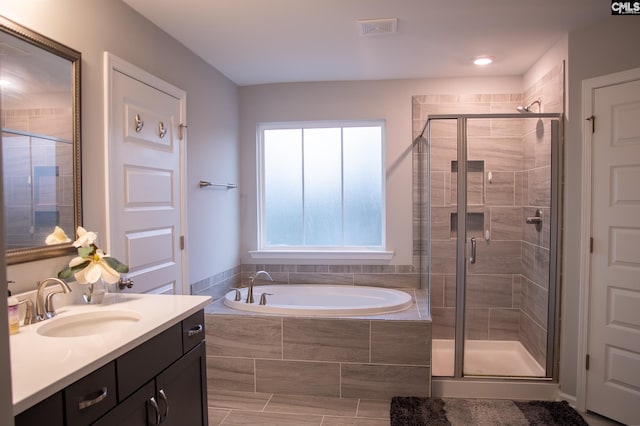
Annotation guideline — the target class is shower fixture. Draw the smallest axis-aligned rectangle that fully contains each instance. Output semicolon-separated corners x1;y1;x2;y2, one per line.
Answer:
517;98;541;113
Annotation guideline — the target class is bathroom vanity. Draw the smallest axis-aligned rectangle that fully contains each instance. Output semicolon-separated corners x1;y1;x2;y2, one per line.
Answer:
10;293;211;425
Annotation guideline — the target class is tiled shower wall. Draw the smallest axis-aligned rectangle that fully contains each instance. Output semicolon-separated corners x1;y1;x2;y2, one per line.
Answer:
413;63;563;370
1;107;74;248
518;63;564;368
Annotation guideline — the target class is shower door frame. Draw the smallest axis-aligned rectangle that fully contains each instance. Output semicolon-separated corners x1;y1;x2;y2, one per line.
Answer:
425;112;563;381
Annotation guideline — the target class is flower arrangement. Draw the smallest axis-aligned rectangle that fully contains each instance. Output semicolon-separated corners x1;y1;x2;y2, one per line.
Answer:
56;226;129;285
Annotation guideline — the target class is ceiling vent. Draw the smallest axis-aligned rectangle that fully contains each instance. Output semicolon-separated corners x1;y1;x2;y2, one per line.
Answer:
357;18;398;36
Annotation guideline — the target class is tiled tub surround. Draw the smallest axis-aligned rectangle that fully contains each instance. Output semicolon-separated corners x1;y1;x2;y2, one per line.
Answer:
191;265;242;300
204;287;431;400
191;263;420;301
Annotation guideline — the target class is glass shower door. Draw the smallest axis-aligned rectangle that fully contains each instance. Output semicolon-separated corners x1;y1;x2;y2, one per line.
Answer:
462;116;553;378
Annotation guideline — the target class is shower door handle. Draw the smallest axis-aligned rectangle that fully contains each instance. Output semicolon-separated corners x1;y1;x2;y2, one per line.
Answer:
469;237;477;264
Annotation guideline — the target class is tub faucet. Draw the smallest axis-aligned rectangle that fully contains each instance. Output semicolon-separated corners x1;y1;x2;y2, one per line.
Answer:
246;271;273;303
35;277;72;321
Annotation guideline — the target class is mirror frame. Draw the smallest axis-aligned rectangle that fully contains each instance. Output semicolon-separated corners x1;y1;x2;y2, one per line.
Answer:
1;16;82;264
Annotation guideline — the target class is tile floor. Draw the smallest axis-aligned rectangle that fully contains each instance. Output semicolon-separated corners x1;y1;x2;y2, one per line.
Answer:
208;390;389;425
207;390;624;426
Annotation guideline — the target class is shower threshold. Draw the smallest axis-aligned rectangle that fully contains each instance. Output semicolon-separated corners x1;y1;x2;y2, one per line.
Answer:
432;339;545;378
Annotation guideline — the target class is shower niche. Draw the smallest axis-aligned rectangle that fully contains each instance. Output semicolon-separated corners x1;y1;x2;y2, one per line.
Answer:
449;160;485;239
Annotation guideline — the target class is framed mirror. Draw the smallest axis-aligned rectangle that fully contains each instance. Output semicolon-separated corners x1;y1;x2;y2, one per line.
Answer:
0;16;81;264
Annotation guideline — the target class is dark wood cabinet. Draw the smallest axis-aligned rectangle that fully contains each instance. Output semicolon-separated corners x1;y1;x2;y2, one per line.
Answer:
14;310;208;426
96;342;207;426
157;342;208;426
15;391;64;426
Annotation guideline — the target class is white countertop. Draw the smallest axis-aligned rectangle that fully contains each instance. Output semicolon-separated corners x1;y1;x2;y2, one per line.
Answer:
9;293;211;415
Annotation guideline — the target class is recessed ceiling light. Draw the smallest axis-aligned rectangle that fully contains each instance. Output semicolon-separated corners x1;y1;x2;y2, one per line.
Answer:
473;56;494;66
0;80;10;87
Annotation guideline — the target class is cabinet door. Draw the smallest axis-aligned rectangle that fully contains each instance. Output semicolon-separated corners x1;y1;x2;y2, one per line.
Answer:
156;342;208;426
117;323;182;401
93;381;156;426
14;391;64;426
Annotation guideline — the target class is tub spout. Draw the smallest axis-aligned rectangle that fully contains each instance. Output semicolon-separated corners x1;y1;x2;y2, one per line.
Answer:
246;271;273;303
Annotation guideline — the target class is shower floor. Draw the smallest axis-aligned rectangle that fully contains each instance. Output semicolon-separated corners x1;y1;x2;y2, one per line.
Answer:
432;339;545;377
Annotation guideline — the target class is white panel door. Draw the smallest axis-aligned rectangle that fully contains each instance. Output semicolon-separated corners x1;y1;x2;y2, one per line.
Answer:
587;77;640;425
107;65;184;294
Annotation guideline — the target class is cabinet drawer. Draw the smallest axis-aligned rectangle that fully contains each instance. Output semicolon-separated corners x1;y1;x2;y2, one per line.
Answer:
182;310;205;353
117;323;182;401
64;361;117;426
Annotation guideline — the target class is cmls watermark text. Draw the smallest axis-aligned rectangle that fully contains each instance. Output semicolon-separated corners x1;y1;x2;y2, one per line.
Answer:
612;1;640;14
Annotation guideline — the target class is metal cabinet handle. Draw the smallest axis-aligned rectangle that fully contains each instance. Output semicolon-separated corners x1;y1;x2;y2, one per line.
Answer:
149;396;161;425
78;387;108;410
469;237;477;264
134;114;144;132
187;324;203;337
159;389;169;421
158;121;167;138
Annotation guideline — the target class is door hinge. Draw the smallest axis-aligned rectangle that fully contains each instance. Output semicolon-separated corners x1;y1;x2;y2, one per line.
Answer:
586;354;590;370
178;123;188;140
590;237;594;253
180;235;185;250
586;115;595;133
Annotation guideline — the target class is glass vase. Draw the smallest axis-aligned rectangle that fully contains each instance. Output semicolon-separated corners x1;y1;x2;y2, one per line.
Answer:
82;279;107;304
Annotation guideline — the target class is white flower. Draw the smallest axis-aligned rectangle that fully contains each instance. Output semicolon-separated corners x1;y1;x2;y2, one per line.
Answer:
73;226;97;248
45;226;71;245
69;249;121;284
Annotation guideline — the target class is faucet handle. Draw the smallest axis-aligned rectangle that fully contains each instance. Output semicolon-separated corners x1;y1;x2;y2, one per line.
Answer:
259;293;273;306
45;290;67;319
19;299;35;325
233;289;242;301
118;276;134;290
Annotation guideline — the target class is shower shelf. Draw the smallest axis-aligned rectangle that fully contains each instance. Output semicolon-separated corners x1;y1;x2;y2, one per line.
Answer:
450;212;485;239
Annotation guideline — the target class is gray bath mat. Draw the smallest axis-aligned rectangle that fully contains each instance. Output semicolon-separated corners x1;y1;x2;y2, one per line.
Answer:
390;397;588;425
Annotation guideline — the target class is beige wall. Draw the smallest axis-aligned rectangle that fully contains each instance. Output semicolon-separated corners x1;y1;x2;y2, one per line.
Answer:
2;0;241;293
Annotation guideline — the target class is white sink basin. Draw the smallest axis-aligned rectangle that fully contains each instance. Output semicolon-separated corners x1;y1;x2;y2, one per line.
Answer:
37;310;142;337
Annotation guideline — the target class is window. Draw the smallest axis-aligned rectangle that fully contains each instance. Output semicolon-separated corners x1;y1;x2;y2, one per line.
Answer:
256;121;386;254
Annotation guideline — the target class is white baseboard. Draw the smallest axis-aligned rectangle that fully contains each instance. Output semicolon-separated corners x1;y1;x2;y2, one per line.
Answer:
558;392;577;407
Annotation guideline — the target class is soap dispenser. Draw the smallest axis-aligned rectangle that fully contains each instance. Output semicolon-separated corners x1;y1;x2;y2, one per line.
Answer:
7;288;20;335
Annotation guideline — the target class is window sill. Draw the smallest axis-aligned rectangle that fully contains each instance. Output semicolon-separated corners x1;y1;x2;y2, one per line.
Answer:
248;250;395;261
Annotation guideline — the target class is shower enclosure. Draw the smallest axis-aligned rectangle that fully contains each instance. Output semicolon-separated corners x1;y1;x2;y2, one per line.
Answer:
417;112;562;381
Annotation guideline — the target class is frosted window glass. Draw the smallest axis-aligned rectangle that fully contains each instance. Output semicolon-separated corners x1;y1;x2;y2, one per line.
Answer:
303;128;342;245
260;122;384;250
264;129;303;245
343;127;382;245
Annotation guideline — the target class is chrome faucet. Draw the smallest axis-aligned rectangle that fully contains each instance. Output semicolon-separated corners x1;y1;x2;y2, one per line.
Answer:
246;271;273;303
35;278;72;321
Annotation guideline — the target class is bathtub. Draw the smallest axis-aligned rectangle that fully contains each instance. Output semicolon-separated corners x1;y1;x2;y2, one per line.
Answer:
223;284;413;316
